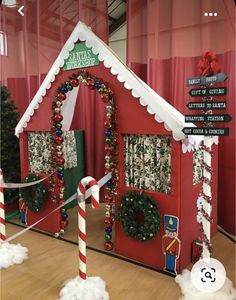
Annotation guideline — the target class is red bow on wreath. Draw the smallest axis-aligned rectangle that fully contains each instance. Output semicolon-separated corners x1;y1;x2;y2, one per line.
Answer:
198;51;221;76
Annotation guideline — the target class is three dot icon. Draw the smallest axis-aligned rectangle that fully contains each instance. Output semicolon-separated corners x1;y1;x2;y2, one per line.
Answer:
204;12;218;16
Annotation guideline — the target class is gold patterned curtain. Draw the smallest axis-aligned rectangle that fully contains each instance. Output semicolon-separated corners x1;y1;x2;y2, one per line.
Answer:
124;134;171;194
28;131;77;173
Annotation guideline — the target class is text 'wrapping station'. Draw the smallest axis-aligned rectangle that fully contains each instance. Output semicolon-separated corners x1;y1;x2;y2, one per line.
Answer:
185;114;232;123
187;101;227;110
182;127;229;136
188;87;227;97
186;73;227;86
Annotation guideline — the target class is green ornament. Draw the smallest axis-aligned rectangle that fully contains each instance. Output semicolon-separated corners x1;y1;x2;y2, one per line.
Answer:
55;123;62;129
106;137;111;144
105;234;112;241
66;84;73;91
98;87;104;94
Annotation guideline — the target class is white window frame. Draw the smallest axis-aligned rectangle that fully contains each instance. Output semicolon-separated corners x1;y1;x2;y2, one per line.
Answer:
0;31;8;56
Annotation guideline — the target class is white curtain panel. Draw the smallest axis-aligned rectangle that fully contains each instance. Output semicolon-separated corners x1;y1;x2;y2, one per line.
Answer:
61;86;79;131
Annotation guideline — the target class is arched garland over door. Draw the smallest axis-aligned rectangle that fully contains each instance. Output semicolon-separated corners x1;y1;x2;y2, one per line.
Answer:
49;70;118;250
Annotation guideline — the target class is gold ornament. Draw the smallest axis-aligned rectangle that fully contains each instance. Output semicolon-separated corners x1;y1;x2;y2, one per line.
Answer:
54;107;60;113
56;101;62;107
105;155;110;162
105;163;110;169
106;105;113;112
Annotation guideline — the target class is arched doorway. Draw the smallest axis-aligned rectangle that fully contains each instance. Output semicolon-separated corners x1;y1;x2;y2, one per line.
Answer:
49;69;118;251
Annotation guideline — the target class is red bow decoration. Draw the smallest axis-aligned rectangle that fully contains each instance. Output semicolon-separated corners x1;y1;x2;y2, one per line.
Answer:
198;51;221;76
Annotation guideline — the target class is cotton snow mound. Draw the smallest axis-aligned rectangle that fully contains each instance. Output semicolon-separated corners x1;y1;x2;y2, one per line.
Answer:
59;276;109;300
175;269;236;300
0;241;28;269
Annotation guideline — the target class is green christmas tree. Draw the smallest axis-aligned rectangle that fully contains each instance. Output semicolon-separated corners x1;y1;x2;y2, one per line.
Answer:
0;86;20;206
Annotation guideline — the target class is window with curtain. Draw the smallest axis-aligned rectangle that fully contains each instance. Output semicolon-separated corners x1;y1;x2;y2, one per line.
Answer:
124;134;171;193
193;148;203;185
28;131;77;173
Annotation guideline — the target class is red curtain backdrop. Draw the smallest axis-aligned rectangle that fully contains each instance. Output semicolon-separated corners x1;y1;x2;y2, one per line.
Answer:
127;0;235;234
0;0;108;181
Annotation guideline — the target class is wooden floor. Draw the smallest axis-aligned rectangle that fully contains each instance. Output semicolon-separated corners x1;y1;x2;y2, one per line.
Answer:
65;203;113;249
1;224;235;300
10;204;113;250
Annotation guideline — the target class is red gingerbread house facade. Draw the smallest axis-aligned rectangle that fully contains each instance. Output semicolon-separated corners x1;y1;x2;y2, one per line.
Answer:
15;22;218;274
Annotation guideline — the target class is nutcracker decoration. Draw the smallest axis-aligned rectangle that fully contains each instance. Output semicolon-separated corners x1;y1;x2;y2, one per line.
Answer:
162;215;181;275
19;194;26;224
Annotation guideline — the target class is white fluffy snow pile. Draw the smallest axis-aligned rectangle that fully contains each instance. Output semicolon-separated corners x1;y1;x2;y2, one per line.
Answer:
59;276;109;300
0;241;28;269
175;269;236;300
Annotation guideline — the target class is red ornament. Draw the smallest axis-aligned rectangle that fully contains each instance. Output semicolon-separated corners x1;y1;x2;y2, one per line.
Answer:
101;94;109;103
53;114;63;123
105;145;113;154
104;217;113;227
104;121;112;128
105;194;112;204
57;179;65;187
87;79;95;89
57;93;66;101
56;156;65;166
54;136;64;145
104;241;114;251
70;78;79;87
60;220;68;229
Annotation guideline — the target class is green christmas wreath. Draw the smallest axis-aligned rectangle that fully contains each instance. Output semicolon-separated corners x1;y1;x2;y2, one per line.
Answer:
118;190;161;242
20;174;47;213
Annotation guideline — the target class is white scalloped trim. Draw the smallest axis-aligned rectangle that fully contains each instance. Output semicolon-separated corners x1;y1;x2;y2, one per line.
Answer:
15;21;210;153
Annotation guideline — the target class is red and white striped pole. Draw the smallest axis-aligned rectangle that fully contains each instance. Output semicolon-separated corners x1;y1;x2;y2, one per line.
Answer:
0;169;6;241
77;176;99;280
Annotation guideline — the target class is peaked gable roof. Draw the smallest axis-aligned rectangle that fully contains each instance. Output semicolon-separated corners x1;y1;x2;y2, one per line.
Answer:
15;21;205;151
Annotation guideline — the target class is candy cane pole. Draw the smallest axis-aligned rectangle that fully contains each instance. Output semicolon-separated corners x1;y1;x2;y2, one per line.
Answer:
201;138;213;259
77;176;99;280
0;169;6;241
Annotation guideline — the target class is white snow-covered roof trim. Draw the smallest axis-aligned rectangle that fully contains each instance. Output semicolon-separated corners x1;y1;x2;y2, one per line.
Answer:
15;21;204;150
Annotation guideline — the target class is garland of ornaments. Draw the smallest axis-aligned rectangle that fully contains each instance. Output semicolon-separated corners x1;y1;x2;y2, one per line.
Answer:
20;174;47;213
118;191;161;242
49;70;118;248
197;141;213;256
197;137;213;257
196;51;220;257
